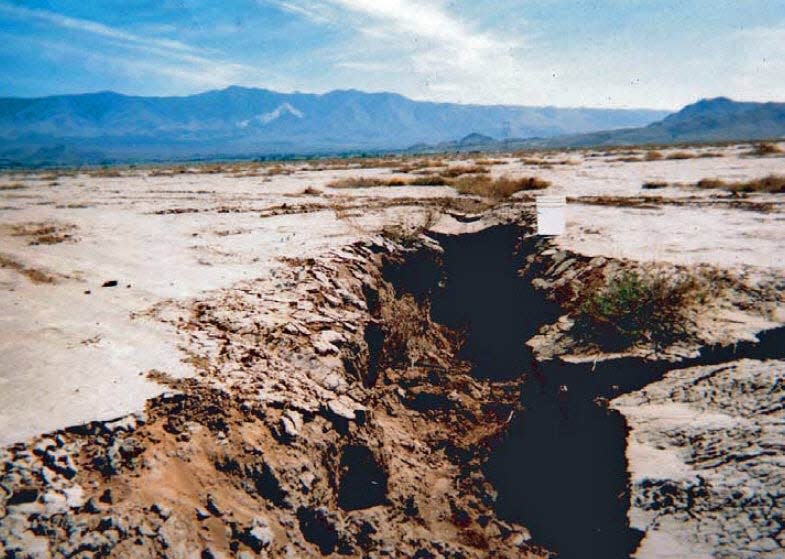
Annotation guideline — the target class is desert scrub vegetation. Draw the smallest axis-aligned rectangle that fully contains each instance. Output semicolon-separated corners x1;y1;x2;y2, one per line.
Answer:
746;142;783;157
695;175;785;194
407;174;448;186
644;150;664;161
520;156;578;167
327;176;409;188
474;158;506;165
642;181;668;190
450;175;550;199
573;269;704;349
392;159;445;173
665;151;696;160
439;164;490;178
308;155;405;171
326;174;448;188
324;169;549;199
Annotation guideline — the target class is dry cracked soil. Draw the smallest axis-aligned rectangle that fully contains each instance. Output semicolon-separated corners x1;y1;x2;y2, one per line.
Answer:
1;144;784;558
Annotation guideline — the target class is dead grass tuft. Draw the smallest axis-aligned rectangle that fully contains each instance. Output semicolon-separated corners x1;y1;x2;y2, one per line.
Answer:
474;158;506;165
439;165;490;178
265;164;294;176
450;175;550;199
407;174;448;186
746;142;783;157
695;175;785;193
392;159;445;173
327;176;409;188
665;151;696;160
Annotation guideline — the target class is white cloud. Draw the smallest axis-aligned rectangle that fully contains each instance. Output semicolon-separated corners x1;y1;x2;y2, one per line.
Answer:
29;37;249;92
0;2;205;55
7;0;783;109
272;1;337;24
0;2;288;95
304;0;530;104
276;1;785;109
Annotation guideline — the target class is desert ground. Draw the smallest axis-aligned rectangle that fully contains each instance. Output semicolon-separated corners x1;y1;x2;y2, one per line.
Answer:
1;143;784;558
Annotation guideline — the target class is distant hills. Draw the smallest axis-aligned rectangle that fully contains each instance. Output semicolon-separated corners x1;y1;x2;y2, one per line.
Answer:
0;87;666;166
1;89;782;167
422;97;785;152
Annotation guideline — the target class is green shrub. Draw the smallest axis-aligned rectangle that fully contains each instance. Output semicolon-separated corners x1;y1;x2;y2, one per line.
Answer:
574;269;701;349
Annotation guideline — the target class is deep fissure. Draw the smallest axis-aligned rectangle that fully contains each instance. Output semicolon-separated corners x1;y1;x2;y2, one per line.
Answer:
374;224;785;559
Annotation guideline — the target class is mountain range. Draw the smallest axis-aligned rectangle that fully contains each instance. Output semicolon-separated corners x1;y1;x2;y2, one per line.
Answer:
1;88;783;167
535;97;785;148
424;97;785;153
0;87;667;166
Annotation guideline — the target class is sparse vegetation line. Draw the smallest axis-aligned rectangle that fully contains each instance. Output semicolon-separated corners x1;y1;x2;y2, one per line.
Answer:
695;175;785;193
327;172;549;200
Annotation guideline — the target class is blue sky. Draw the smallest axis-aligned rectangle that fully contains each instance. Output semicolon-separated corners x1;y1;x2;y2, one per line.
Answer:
1;0;783;109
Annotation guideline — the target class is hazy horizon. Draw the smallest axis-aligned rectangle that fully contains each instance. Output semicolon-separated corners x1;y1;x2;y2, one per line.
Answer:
0;83;685;112
2;1;784;111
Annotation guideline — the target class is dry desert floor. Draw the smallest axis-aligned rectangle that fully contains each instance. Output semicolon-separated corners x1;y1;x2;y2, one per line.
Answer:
1;143;784;558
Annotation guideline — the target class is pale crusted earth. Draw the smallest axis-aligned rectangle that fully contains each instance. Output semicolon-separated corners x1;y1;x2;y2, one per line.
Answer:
0;143;784;558
614;359;785;559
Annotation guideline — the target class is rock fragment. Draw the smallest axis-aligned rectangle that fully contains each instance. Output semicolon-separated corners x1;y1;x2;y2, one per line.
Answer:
242;517;274;552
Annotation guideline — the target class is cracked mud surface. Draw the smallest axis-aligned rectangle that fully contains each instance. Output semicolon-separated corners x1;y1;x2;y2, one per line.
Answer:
615;358;785;559
2;144;785;558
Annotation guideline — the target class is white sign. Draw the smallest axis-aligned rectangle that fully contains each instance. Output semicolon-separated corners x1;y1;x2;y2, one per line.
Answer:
536;195;566;236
